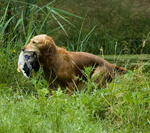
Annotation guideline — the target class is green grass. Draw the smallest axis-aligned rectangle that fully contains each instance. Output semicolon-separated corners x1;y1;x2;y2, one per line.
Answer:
0;38;150;132
99;54;150;70
0;70;150;132
0;0;150;132
1;0;150;54
53;0;150;55
0;40;150;132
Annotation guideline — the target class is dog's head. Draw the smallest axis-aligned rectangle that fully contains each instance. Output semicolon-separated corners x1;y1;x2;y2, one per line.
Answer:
23;34;56;58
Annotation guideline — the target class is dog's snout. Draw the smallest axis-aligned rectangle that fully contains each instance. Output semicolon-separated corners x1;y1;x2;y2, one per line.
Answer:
22;47;25;51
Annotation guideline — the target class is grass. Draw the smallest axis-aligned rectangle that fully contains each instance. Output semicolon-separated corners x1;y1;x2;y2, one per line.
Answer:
54;0;150;55
0;40;150;132
99;54;150;70
0;0;150;132
0;37;150;132
1;0;150;54
0;69;150;132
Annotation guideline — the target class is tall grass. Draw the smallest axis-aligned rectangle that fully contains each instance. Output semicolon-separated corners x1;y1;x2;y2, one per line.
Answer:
0;0;150;132
0;0;81;43
54;0;150;55
1;0;150;54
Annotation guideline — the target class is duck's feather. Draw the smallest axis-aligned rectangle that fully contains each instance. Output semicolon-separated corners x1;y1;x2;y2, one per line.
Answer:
17;51;40;79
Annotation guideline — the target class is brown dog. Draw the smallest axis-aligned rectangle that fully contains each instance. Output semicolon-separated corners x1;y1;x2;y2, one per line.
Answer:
23;34;128;95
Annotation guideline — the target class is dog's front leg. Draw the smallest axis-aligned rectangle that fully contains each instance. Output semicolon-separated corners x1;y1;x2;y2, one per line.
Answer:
66;77;78;96
66;82;75;96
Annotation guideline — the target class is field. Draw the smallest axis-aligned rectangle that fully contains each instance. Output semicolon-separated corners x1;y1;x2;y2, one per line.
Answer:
0;0;150;132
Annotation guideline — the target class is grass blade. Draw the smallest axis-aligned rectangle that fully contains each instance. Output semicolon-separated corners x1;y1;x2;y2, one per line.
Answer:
82;24;97;44
26;8;33;40
35;0;55;14
25;27;36;46
80;24;97;51
14;19;22;30
51;8;75;28
0;15;15;40
38;7;52;34
52;7;82;19
51;13;68;36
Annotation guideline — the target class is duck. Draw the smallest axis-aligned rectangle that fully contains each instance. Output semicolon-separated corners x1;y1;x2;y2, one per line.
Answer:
17;51;40;79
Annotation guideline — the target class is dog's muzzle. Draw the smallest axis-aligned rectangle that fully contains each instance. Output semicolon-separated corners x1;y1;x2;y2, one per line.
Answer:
22;47;25;51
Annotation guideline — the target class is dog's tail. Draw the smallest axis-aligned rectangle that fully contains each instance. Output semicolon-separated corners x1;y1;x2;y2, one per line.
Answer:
112;64;128;76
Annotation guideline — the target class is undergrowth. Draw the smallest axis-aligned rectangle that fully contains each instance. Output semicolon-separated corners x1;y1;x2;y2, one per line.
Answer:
0;69;150;132
0;45;150;132
0;0;150;132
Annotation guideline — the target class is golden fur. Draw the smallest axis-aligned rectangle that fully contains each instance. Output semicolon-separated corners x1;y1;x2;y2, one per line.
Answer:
24;34;128;95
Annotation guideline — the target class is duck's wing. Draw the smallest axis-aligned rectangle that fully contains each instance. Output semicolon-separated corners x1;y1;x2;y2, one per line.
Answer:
22;62;32;79
17;51;25;72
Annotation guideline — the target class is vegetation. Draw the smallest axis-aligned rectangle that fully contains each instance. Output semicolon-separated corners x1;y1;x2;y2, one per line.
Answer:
54;0;150;54
0;0;150;132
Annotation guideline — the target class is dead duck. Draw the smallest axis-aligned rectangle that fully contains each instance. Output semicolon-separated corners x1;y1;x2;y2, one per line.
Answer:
17;51;40;79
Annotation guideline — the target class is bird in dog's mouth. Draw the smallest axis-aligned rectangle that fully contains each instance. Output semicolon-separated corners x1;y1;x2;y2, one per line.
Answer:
17;50;40;79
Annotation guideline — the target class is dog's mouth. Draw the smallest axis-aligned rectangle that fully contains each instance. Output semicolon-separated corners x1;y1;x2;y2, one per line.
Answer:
23;48;41;58
24;51;38;61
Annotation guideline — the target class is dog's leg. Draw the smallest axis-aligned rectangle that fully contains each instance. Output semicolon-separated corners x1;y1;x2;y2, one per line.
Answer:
66;82;75;96
91;66;113;88
66;76;78;96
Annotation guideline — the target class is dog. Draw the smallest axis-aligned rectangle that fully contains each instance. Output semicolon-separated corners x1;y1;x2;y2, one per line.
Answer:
23;34;128;95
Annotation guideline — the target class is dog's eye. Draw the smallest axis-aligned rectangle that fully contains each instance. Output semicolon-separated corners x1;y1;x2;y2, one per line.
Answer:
32;41;36;43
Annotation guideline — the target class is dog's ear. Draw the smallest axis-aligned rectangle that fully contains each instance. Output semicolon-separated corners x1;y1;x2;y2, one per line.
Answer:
45;36;55;45
41;36;56;57
41;45;53;57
